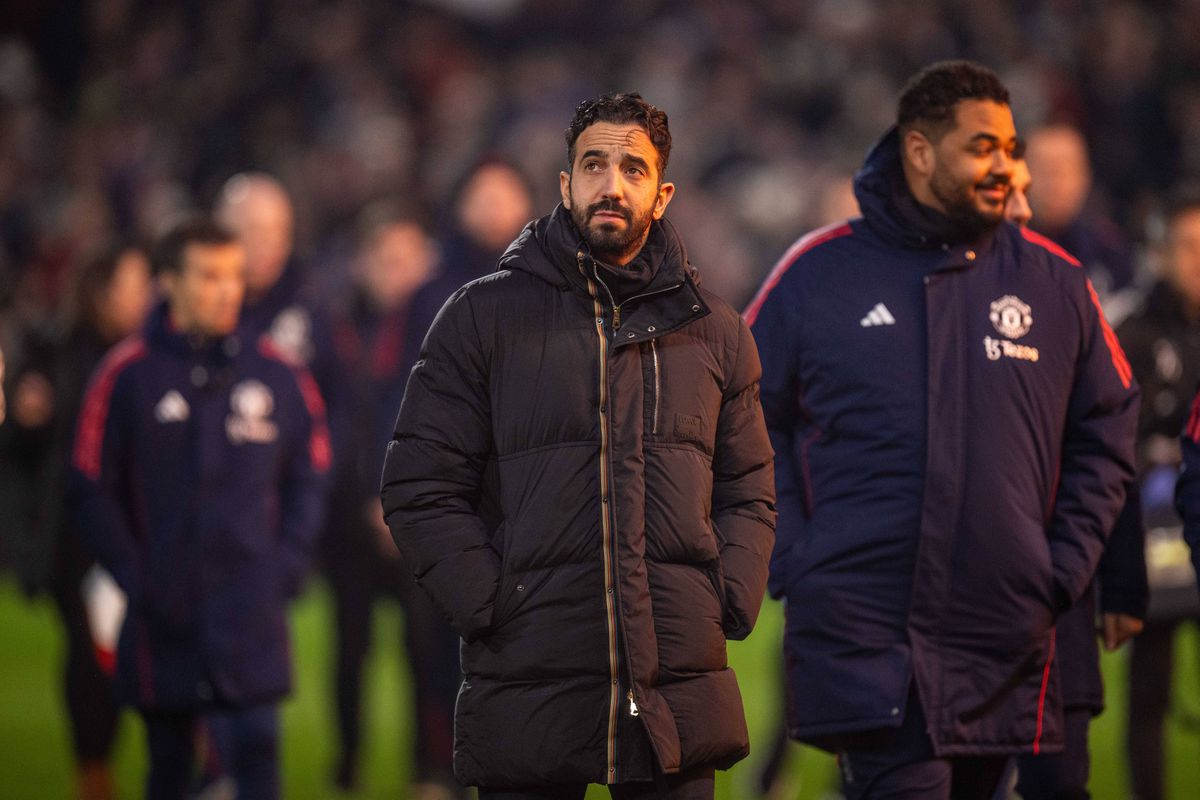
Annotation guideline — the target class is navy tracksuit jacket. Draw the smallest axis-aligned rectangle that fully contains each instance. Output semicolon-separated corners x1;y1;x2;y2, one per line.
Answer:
69;302;330;711
746;128;1138;756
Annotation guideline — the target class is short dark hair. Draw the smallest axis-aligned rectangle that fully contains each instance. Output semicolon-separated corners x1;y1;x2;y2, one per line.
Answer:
898;61;1011;141
151;214;237;276
565;92;672;177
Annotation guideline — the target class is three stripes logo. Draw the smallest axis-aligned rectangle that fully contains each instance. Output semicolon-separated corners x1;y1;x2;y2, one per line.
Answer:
860;303;895;327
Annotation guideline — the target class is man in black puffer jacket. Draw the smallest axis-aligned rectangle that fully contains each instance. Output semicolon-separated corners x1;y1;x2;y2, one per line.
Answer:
380;93;776;799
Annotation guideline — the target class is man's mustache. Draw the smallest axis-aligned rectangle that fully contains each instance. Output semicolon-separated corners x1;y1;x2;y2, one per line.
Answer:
587;200;632;221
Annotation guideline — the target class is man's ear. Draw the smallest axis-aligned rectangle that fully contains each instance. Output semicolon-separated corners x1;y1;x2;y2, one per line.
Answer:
559;171;572;209
652;182;676;220
903;129;935;178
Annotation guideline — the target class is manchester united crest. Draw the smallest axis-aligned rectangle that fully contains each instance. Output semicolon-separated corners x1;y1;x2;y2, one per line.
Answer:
989;295;1033;339
226;380;278;444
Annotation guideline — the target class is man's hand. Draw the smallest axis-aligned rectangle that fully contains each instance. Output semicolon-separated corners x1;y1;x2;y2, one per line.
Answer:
1101;612;1144;651
365;499;399;559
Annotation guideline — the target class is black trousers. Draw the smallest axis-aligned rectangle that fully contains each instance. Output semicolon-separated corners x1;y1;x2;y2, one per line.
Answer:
838;689;1009;800
324;531;460;787
144;704;278;800
1015;706;1092;800
1126;619;1184;800
478;767;715;800
51;535;119;763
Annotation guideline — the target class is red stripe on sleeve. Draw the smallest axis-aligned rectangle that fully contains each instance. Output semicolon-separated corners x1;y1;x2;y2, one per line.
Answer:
1186;391;1200;443
1020;227;1082;267
72;339;147;480
743;222;854;326
1086;280;1133;389
258;338;331;473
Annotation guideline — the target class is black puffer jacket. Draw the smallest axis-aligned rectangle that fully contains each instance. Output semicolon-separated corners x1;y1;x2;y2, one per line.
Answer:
381;206;775;788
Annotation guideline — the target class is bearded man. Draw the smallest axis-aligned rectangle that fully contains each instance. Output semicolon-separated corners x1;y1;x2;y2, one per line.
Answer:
381;92;775;800
746;61;1138;799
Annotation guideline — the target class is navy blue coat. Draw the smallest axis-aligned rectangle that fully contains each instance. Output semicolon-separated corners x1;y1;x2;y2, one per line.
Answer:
746;128;1138;756
69;302;330;711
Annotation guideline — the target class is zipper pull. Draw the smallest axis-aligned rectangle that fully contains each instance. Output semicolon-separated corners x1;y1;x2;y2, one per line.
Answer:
612;305;622;331
628;690;639;717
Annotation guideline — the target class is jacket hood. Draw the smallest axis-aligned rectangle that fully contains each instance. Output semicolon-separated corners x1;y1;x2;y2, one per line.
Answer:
500;204;699;295
854;126;996;250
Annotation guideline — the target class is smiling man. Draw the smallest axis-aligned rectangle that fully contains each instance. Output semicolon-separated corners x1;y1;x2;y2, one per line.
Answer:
381;93;775;799
746;62;1139;799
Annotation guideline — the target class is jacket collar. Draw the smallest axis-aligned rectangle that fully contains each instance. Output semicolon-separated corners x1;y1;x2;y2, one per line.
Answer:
855;126;1000;253
501;204;711;345
145;300;244;369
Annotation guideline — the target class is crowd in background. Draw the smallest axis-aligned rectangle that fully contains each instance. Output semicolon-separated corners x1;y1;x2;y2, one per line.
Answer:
3;1;1200;798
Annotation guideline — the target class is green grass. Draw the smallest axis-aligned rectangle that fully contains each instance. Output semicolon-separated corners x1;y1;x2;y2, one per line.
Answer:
1;578;1197;798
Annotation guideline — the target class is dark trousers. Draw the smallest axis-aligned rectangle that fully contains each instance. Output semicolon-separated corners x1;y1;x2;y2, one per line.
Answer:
838;690;1009;800
478;768;715;800
144;704;278;800
52;539;119;762
325;536;460;787
1127;619;1181;800
1015;706;1092;799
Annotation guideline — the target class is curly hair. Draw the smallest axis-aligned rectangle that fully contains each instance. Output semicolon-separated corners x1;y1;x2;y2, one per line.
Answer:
564;92;672;177
898;61;1010;141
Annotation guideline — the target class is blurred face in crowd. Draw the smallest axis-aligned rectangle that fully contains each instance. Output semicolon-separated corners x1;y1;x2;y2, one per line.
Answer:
560;122;675;266
457;164;533;253
1004;159;1033;227
361;221;436;311
903;99;1017;234
1024;126;1091;232
99;249;154;341
163;242;246;337
1167;208;1200;312
217;175;294;299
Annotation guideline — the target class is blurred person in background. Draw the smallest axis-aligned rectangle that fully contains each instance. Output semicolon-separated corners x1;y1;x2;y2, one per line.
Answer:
402;156;534;370
747;61;1138;799
1120;193;1200;800
214;172;337;386
382;91;775;799
320;207;462;798
68;216;330;800
1001;163;1148;800
4;244;153;800
1024;125;1140;322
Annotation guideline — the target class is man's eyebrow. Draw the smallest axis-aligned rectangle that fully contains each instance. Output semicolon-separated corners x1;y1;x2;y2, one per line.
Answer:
968;132;1017;145
623;154;651;170
580;149;608;161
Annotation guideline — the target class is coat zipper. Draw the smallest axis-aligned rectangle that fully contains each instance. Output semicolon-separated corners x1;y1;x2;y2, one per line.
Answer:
650;338;660;435
580;253;622;783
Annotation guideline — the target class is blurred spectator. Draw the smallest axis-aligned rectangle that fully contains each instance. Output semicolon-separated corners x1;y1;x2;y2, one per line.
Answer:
68;217;329;800
1117;193;1200;800
402;156;533;369
320;208;462;797
1024;124;1140;321
22;244;152;800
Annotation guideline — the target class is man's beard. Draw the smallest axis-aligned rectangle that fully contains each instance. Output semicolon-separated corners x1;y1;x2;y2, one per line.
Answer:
929;166;1007;238
570;195;654;264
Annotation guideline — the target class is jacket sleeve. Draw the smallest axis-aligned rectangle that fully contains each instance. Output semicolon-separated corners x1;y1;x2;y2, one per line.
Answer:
1098;480;1149;619
710;319;776;640
747;283;806;601
1048;279;1139;613
380;288;499;642
67;367;143;601
1175;388;1200;586
278;364;332;597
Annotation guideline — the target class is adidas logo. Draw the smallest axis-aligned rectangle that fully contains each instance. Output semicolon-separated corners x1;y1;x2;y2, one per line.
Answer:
860;303;896;327
154;390;190;423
